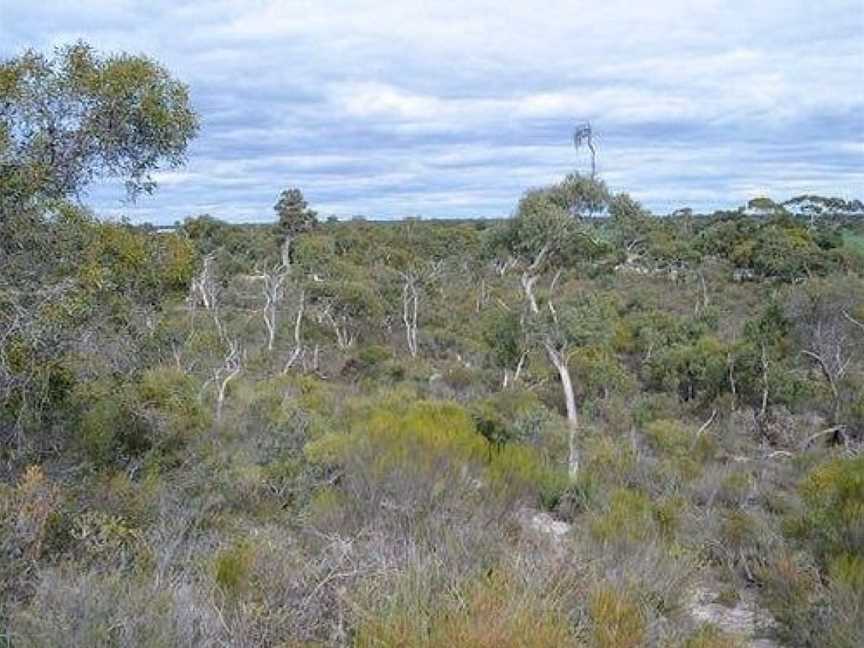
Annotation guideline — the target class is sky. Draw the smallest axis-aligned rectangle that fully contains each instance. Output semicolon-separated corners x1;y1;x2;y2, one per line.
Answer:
1;0;863;223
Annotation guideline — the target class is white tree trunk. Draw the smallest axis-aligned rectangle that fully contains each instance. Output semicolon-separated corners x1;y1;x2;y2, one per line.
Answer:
547;343;580;479
522;267;580;478
189;253;226;342
503;350;528;389
322;305;354;350
401;275;419;358
214;339;242;423
283;289;305;372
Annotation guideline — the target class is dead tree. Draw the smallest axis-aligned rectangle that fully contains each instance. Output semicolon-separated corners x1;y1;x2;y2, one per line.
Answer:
199;337;242;423
401;273;420;358
188;252;225;341
318;299;356;350
790;281;863;432
398;261;444;359
283;289;306;372
573;121;597;179
249;259;288;354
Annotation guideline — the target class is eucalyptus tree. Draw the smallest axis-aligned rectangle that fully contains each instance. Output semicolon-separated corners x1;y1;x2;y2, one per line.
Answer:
608;193;652;268
0;41;198;206
0;41;198;452
482;308;528;388
499;173;610;477
274;188;318;262
376;220;453;359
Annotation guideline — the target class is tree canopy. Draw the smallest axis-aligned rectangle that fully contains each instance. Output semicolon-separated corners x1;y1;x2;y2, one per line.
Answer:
0;41;198;207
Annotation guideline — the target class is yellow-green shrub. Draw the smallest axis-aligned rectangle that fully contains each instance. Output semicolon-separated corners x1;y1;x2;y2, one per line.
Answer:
591;488;654;544
584;435;637;486
356;572;579;648
645;418;713;480
307;398;486;472
795;455;864;564
213;540;255;595
589;487;685;546
307;396;565;504
829;553;864;593
589;585;645;648
488;444;568;505
654;496;685;540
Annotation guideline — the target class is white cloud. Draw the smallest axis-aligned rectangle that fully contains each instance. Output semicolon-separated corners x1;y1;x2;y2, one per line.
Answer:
2;0;861;222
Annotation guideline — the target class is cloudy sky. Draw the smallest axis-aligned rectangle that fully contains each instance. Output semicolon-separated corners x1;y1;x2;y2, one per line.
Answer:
2;0;862;223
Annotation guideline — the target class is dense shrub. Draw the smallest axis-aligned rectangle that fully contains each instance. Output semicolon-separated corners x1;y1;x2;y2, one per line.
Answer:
307;395;565;506
73;367;209;466
793;455;864;564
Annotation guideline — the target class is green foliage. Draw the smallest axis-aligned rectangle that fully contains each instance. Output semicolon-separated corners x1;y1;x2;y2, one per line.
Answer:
830;553;864;593
647;335;730;404
274;187;318;243
572;344;636;400
500;174;609;269
585;435;638;486
591;488;655;544
307;395;565;503
1;41;198;203
306;397;486;468
794;455;864;564
697;214;837;280
213;541;255;595
2;51;863;646
644;418;714;479
470;390;555;447
481;308;524;371
745;221;827;280
758;550;864;648
488;444;568;505
74;367;209;466
842;230;864;258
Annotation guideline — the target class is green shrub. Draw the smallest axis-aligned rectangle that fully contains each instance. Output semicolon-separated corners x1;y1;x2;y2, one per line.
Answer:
443;363;477;393
307;396;561;503
631;393;682;428
645;418;713;480
74;368;208;465
794;455;864;564
559;434;638;516
654;496;685;540
758;550;864;647
716;510;775;577
589;487;685;547
77;387;150;464
471;390;561;449
488;444;568;507
342;344;394;380
830;553;864;593
591;488;654;544
584;435;637;486
213;541;255;595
